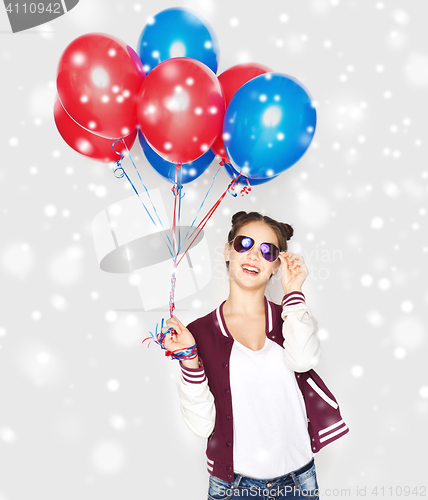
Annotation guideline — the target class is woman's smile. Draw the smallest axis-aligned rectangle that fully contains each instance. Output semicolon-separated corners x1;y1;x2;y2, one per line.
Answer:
241;263;261;275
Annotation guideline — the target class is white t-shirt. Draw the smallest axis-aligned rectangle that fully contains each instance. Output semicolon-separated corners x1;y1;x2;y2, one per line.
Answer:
230;337;313;479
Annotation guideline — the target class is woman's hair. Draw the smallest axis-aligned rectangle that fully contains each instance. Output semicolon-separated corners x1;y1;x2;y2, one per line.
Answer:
226;211;294;268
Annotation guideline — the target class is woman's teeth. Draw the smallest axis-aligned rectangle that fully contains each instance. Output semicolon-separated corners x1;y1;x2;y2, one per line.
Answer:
242;265;259;274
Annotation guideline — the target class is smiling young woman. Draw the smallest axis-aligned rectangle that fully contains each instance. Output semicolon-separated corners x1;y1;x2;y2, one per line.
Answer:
162;211;348;500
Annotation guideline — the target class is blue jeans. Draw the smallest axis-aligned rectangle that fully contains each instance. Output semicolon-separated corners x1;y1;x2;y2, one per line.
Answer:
207;458;319;499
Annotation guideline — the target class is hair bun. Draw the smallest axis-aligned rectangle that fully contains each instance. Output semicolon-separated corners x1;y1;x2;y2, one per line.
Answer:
282;222;294;241
231;211;248;225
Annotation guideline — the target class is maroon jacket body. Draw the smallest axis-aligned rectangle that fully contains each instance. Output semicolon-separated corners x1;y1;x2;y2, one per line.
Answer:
182;296;349;482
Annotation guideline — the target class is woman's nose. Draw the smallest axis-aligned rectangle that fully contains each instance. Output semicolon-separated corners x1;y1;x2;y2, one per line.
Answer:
246;244;260;260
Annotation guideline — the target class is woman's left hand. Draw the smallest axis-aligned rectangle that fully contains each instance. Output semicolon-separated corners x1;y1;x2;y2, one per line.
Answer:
278;252;309;295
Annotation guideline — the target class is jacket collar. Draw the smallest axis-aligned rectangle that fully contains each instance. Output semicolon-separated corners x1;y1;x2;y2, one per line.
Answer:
214;297;273;338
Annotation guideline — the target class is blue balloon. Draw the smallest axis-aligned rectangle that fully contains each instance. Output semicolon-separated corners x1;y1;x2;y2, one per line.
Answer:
139;131;214;184
222;162;278;186
223;73;317;179
138;8;219;74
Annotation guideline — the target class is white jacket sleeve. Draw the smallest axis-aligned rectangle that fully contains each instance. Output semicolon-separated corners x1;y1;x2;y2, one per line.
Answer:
281;291;321;373
175;357;216;438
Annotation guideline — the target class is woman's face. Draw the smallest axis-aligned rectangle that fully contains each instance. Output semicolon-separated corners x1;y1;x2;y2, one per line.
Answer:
224;221;281;290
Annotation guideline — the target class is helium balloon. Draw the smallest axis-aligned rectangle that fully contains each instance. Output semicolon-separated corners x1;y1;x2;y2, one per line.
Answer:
138;131;214;184
223;73;317;179
138;8;219;74
137;57;225;165
54;96;137;162
211;63;272;164
57;33;145;139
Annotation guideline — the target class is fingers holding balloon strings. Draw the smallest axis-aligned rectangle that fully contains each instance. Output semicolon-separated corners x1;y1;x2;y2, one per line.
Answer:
144;321;170;350
172;316;188;331
165;328;178;343
164;316;181;344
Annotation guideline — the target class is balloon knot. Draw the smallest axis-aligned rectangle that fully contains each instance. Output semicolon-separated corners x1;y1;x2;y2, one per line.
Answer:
171;184;185;198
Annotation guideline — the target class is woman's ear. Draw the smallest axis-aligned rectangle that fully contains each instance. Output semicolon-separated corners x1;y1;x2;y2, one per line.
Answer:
224;242;230;263
272;259;281;275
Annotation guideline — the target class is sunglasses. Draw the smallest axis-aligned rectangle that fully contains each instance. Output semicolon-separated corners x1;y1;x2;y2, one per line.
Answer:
231;235;280;262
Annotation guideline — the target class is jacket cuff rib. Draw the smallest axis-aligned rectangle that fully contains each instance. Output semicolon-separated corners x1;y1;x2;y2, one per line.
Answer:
179;359;207;384
282;291;306;307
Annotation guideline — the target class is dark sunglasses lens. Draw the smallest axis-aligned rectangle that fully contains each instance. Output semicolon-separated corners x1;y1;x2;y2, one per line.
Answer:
234;236;254;253
260;243;279;262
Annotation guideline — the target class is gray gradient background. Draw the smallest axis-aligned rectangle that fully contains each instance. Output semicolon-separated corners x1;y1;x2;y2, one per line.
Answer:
1;1;427;499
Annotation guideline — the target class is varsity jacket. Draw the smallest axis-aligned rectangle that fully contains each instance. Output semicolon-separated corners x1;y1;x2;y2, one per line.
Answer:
176;291;349;482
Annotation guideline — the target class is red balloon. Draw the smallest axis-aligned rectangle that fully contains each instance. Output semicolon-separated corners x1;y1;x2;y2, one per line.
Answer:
211;63;272;164
56;33;145;139
137;57;225;165
54;96;137;162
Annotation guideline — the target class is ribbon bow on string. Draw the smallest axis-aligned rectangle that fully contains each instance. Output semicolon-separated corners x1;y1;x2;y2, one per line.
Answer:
240;179;252;196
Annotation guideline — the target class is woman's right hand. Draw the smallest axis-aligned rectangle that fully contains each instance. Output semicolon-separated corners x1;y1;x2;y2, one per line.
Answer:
162;315;197;356
162;316;199;368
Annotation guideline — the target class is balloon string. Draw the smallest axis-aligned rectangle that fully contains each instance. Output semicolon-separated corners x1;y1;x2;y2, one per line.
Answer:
169;262;177;318
181;166;221;249
169;170;241;310
228;179;238;197
169;166;224;314
177;167;183;254
112;138;174;257
175;165;184;256
169;164;183;317
111;142;244;315
171;165;181;258
121;137;174;253
112;159;174;255
175;175;242;268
